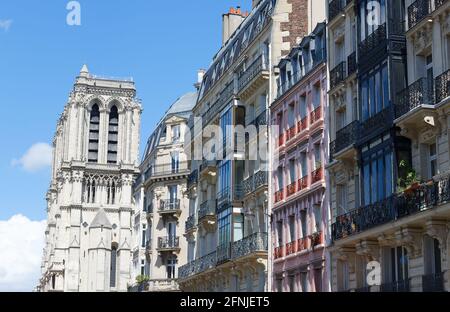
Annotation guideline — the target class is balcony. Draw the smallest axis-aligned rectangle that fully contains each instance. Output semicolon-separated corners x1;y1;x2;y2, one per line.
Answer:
297;236;309;252
158;199;181;215
187;170;198;189
285;241;296;256
185;215;196;233
231;232;268;260
360;105;394;141
310;106;322;126
145;162;189;181
157;236;180;252
396;77;434;119
285;125;297;142
277;133;285;148
274;246;284;259
330;121;359;160
408;0;432;29
178;250;217;280
297;117;308;134
422;272;445;292
238;55;269;99
198;200;216;225
330;61;346;90
311;167;323;184
145;240;152;257
243;171;268;196
199;159;217;176
435;69;450;104
310;231;323;248
332;174;450;241
248;110;268;130
328;0;346;22
298;176;308;192
286;181;297;197
358;23;387;61
347;52;357;76
217;243;232;264
274;189;284;203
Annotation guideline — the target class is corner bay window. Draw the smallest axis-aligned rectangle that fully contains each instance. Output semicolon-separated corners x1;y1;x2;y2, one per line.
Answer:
361;63;389;121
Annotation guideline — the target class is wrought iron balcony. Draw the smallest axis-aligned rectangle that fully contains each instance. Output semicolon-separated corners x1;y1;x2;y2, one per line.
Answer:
435;69;450;103
359;23;387;60
187;169;198;189
347;52;357;76
330;61;346;90
329;0;346;22
360;105;394;140
286;181;297;197
310;106;322;125
198;200;216;220
435;0;447;10
185;215;196;232
231;232;268;260
285;125;297;142
217;243;232;264
274;246;284;259
285;241;296;256
145;162;189;180
422;272;445;292
298;176;308;192
297;116;308;134
199;159;217;174
332;174;450;241
238;55;269;94
310;231;323;248
311;167;323;184
274;189;284;203
331;121;359;157
380;279;410;292
158;199;181;213
157;236;180;251
178;250;217;280
408;0;432;29
297;236;309;252
248;110;267;129
278;133;285;147
217;187;231;210
243;171;268;196
396;77;434;119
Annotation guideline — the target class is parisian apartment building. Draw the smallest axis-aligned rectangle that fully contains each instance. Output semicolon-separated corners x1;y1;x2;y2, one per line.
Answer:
328;0;450;292
39;66;142;292
130;91;197;292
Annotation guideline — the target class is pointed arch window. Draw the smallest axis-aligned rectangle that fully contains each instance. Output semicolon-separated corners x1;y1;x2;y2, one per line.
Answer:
88;104;100;163
108;106;119;164
110;245;117;288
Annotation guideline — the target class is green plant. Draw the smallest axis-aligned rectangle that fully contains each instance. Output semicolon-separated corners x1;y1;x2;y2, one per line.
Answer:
136;275;150;285
397;160;419;193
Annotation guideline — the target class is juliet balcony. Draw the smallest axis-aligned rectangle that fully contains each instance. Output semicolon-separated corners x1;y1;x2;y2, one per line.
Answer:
330;61;347;90
157;236;180;253
238;55;269;100
331;174;450;241
329;120;359;162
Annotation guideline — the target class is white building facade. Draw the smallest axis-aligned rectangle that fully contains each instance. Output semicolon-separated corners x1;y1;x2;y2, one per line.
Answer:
39;66;142;292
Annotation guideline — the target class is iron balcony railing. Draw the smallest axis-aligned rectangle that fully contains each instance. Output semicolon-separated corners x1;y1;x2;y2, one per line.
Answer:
331;121;360;158
238;55;269;92
422;272;445;292
396;76;435;118
360;105;394;139
145;162;189;179
198;200;216;220
330;61;346;90
157;236;180;249
243;171;268;195
332;174;450;241
159;199;181;212
231;232;268;260
435;69;450;104
217;243;232;264
408;0;432;29
359;23;387;60
199;159;217;173
328;0;346;22
248;110;268;129
185;215;196;232
347;52;357;76
178;250;217;279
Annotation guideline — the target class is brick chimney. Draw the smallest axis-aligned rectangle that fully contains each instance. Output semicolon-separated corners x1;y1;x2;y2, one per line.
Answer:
222;6;248;45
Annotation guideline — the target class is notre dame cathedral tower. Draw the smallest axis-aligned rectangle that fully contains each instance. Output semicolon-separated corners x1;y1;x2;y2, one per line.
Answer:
39;65;142;292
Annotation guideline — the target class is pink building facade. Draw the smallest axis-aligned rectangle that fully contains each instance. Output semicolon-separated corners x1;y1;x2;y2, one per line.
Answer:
270;22;330;292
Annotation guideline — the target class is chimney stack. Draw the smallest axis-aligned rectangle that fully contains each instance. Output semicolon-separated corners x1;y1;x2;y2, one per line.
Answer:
194;69;206;90
222;6;248;45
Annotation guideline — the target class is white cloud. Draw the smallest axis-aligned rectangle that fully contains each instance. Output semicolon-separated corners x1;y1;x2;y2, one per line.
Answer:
0;215;46;292
0;19;13;32
12;143;53;172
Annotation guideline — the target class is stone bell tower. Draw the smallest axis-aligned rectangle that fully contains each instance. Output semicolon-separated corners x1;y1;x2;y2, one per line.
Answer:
39;65;142;292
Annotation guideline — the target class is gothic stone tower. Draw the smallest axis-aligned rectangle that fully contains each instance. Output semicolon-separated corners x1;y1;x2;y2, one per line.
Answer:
39;65;142;292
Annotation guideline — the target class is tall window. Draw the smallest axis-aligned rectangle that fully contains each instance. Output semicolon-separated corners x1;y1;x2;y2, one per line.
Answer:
300;210;307;238
337;184;348;216
233;213;244;242
359;0;386;42
288;215;296;243
171;152;180;173
107;106;119;164
424;236;442;276
110;245;117;288
88;104;100;163
429;143;437;178
299;94;307;120
172;124;180;143
300;152;308;178
313;204;322;233
361;63;389;121
167;256;177;279
85;180;96;204
106;181;116;205
384;247;408;285
218;208;231;246
276;221;283;246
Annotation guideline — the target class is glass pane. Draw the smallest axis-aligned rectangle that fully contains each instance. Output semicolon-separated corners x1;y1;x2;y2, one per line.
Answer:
385;152;393;196
382;65;389;108
369;76;376;117
363;163;371;206
375;71;382;113
362;80;369;121
371;158;378;204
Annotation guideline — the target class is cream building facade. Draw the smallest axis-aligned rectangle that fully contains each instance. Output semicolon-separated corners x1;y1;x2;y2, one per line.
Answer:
130;92;197;292
178;0;324;292
39;65;142;292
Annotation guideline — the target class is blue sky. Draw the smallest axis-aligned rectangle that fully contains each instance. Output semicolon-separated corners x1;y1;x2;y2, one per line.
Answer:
0;0;251;222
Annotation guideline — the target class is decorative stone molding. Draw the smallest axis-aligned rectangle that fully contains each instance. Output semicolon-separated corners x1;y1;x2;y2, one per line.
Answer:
426;219;448;262
355;240;381;262
396;227;423;258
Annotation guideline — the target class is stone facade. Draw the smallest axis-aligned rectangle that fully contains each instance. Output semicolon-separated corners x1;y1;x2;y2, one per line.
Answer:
39;65;142;292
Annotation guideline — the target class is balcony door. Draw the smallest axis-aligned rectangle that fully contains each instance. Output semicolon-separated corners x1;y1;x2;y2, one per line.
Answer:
167;256;177;279
171;151;179;173
168;185;177;205
382;246;409;291
424;235;442;276
168;222;176;241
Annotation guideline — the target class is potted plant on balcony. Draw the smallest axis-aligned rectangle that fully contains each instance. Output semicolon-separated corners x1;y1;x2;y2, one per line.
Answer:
397;160;419;196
